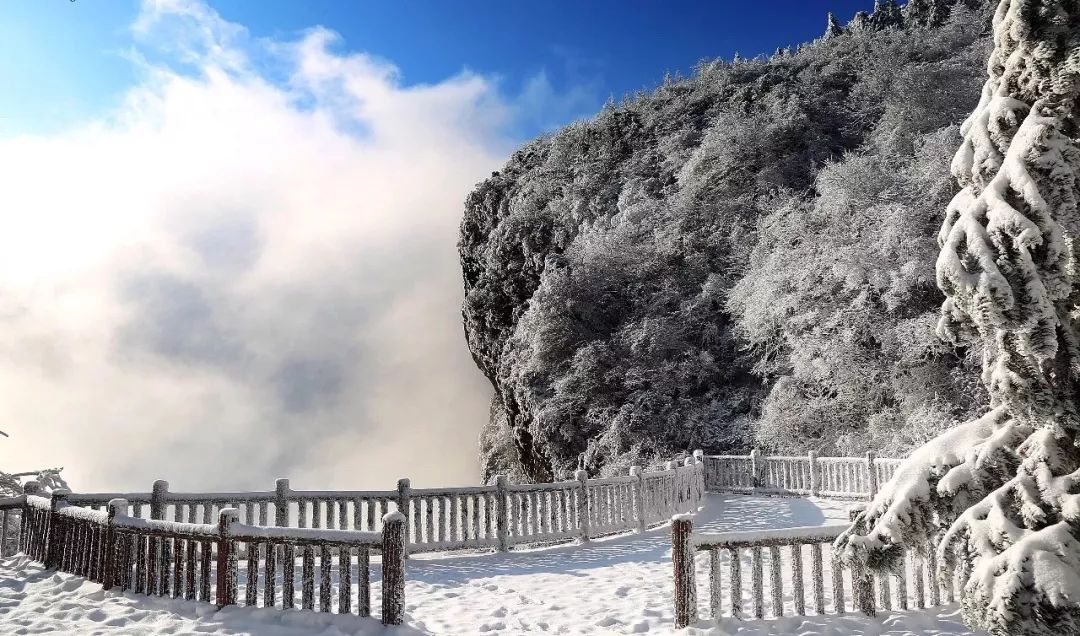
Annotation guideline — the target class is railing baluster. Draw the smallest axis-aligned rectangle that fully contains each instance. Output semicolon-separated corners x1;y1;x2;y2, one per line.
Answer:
878;570;892;611
301;545;314;610
811;543;825;615
264;540;276;608
283;543;296;609
319;544;332;612
752;546;764;619
184;538;196;600
135;535;148;595
792;543;805;615
709;547;722;619
246;541;258;607
769;545;783;617
832;556;845;614
896;551;909;610
199;540;212;603
358;546;371;617
729;546;742;619
338;546;351;614
171;537;182;597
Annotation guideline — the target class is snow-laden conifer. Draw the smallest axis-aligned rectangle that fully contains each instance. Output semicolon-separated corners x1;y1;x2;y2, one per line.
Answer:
837;1;1080;633
824;12;844;39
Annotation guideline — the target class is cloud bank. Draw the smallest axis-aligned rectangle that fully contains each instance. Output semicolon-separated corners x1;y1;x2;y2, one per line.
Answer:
0;0;528;491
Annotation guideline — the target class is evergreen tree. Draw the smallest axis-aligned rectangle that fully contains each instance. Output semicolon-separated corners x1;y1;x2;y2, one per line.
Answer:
837;1;1080;633
824;12;844;39
872;0;905;28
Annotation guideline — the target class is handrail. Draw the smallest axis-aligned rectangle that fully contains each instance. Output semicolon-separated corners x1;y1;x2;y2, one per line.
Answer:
693;523;849;549
41;451;707;556
7;493;408;625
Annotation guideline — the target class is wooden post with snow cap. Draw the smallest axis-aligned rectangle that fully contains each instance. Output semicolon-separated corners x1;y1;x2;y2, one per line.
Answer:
693;450;705;500
750;448;762;488
576;470;591;543
494;475;509;552
808;451;820;497
866;451;878;501
46;489;69;570
103;498;128;591
630;466;646;532
396;478;411;555
150;480;169;596
683;456;696;513
381;511;407;625
274;478;290;526
150;480;168;520
19;480;42;552
216;508;239;608
672;513;697;628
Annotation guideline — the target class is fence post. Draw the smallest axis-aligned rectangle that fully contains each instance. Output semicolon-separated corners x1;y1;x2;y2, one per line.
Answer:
274;478;290;526
693;449;705;499
216;508;239;608
103;498;128;590
575;470;591;543
683;456;696;513
494;475;509;552
381;511;407;625
672;514;697;628
47;489;69;569
151;480;170;596
866;451;878;501
150;480;169;520
396;478;411;555
750;448;762;488
630;466;646;532
19;480;42;552
808;451;820;497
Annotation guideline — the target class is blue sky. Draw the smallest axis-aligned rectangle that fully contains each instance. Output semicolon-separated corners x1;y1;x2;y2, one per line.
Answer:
3;0;882;140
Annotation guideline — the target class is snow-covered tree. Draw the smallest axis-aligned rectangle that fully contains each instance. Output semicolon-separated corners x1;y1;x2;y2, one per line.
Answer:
824;12;844;39
837;1;1080;633
872;0;904;28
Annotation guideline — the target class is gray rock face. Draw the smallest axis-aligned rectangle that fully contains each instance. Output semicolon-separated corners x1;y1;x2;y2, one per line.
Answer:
460;1;994;483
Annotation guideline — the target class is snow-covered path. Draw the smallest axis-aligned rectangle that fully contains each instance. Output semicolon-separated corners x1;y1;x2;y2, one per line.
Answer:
0;495;983;635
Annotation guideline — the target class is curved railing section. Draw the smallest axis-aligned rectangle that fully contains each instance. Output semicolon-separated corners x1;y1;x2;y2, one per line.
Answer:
702;450;901;500
43;452;706;556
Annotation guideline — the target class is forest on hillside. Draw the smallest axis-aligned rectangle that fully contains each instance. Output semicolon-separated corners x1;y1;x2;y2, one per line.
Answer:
459;0;994;483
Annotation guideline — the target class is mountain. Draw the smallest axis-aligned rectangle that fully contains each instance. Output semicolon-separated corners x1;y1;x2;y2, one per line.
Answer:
459;0;993;483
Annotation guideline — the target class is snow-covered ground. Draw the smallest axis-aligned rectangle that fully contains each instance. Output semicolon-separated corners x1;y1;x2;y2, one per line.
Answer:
0;495;984;635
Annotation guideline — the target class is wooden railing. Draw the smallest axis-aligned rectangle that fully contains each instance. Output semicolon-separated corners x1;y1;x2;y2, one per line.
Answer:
703;451;901;500
0;490;408;625
670;516;951;628
46;453;706;556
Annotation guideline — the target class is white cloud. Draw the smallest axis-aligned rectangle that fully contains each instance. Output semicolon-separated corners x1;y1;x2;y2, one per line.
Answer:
0;0;514;491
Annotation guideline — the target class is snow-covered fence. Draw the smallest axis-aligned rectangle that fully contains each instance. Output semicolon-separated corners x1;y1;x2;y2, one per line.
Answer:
29;452;705;557
670;516;948;628
3;489;408;625
703;451;901;500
